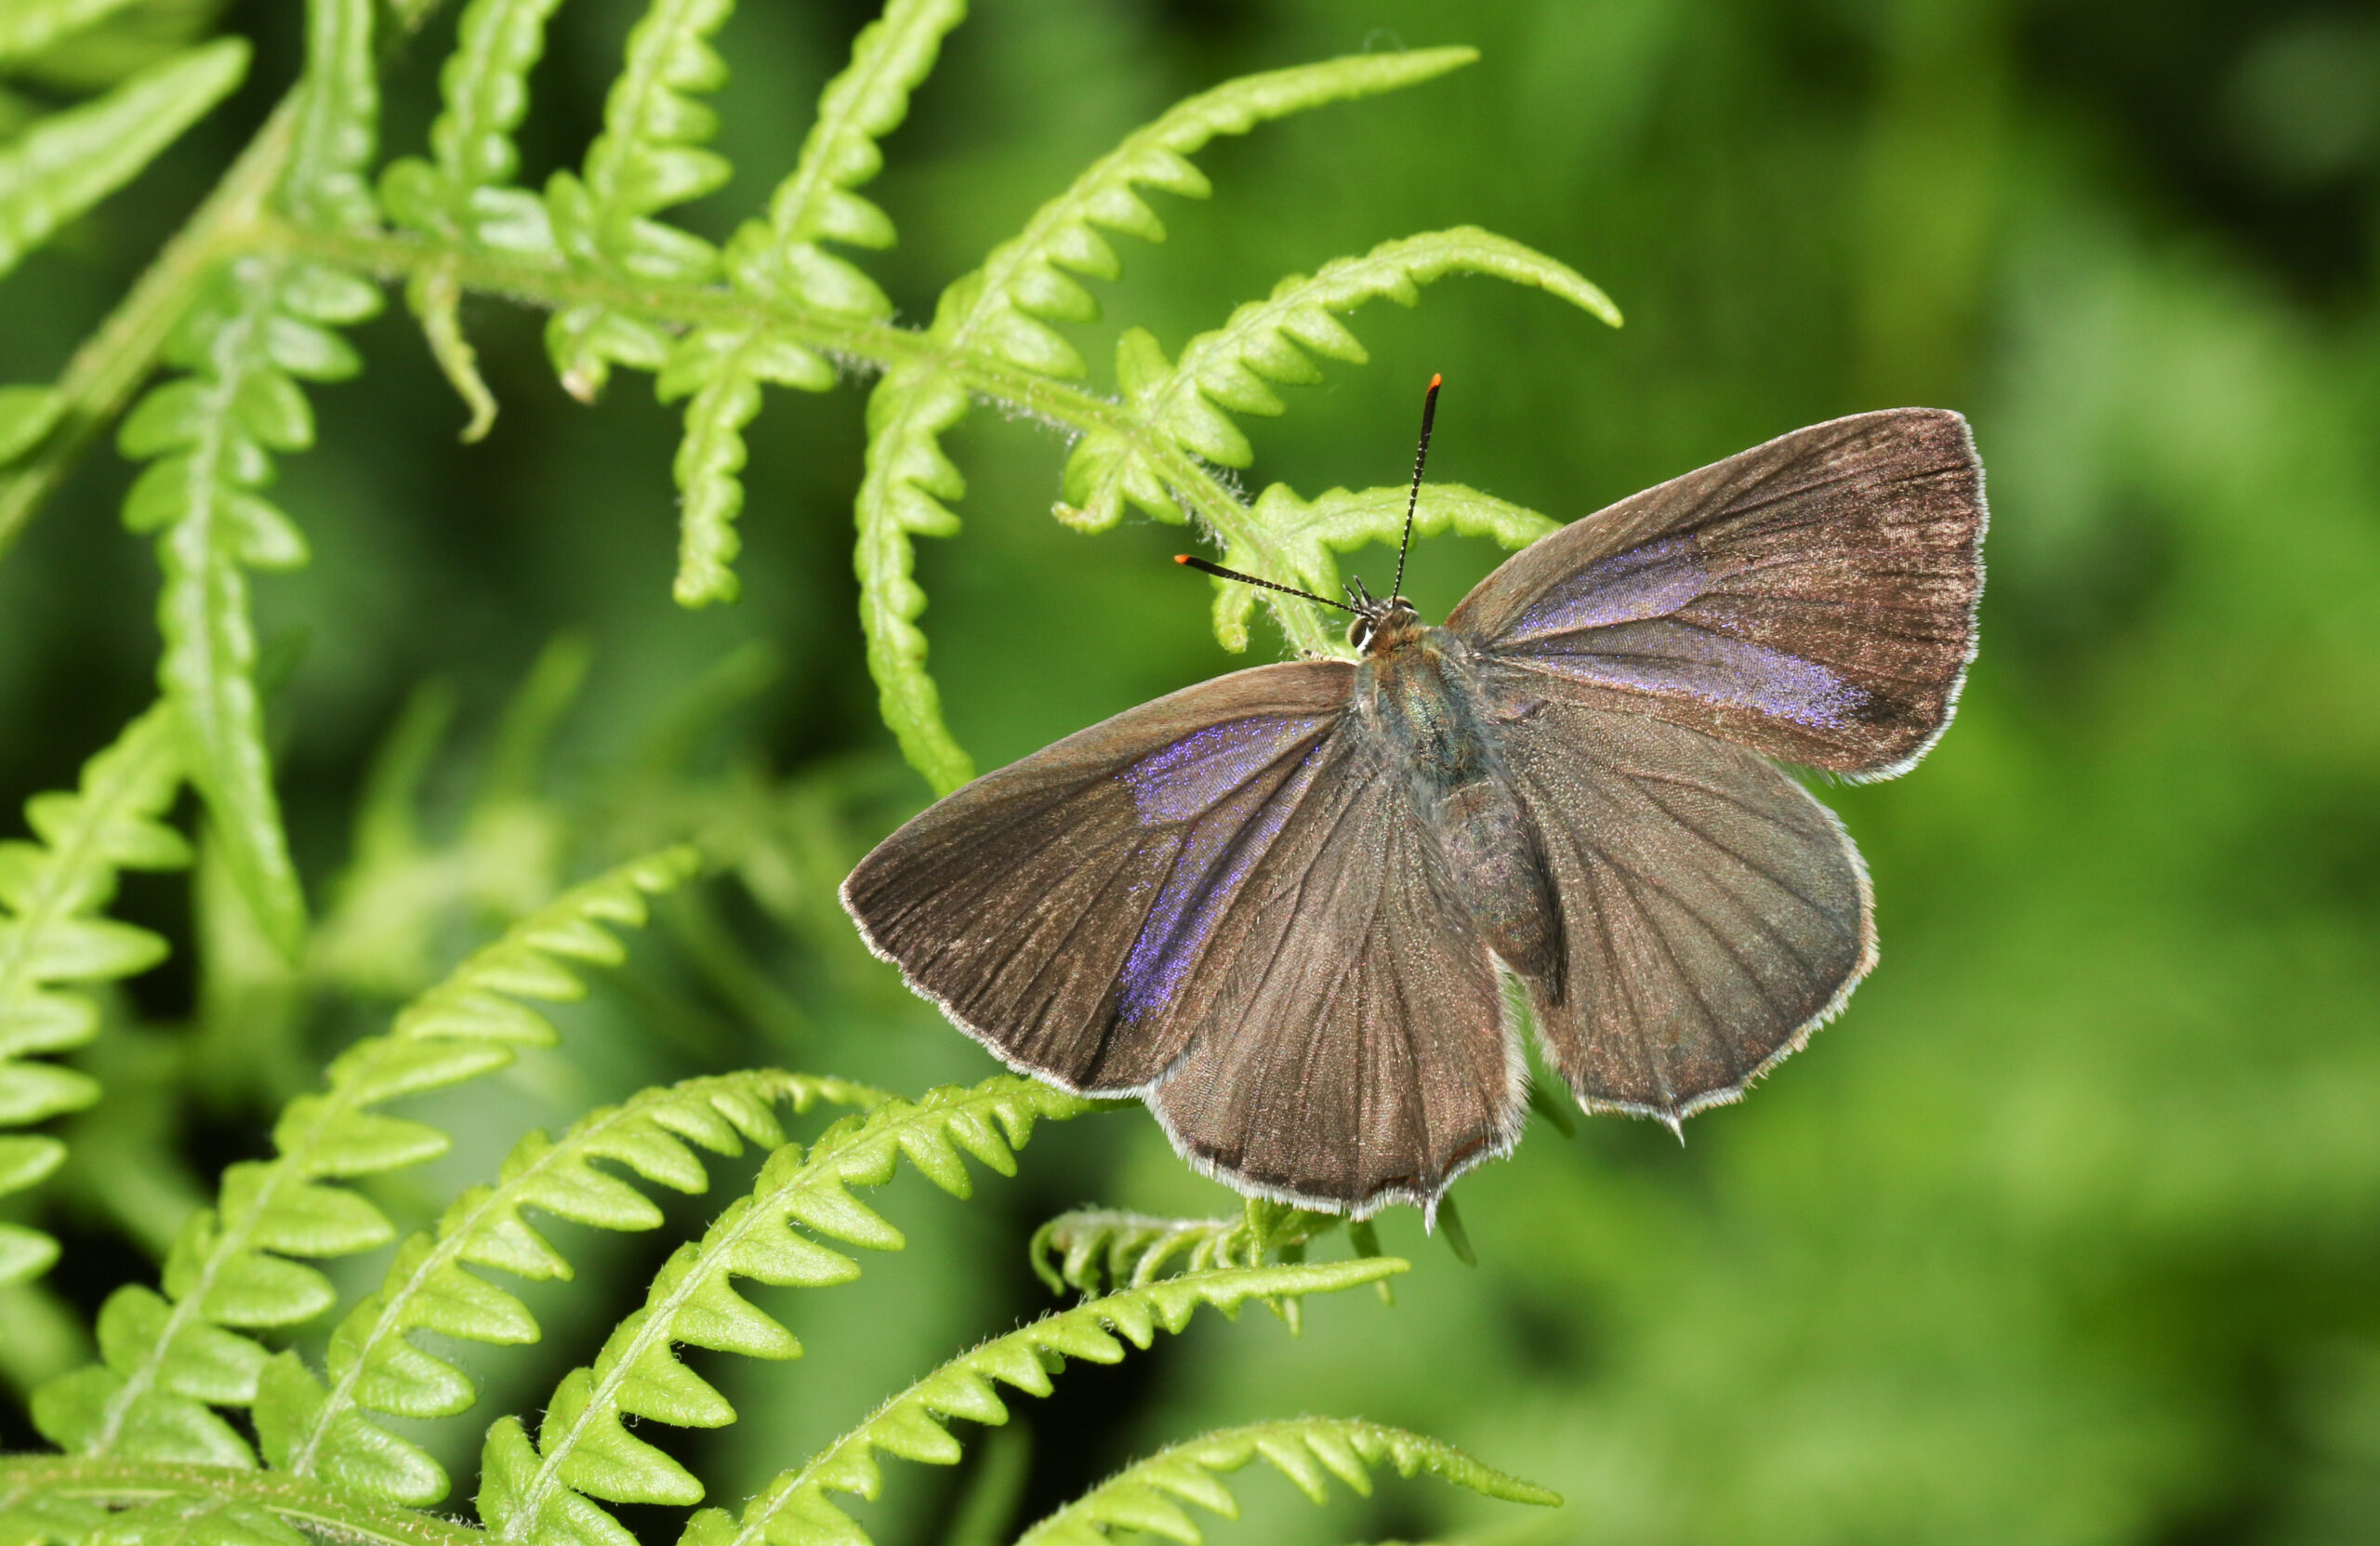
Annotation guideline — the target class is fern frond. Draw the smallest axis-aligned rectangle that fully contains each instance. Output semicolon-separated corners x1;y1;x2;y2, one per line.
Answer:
658;329;834;607
677;1259;1408;1546
854;365;972;791
0;38;249;281
937;49;1478;377
120;256;379;958
1205;482;1557;653
0;704;188;1290
379;0;578;436
381;0;567;237
1060;228;1618;538
281;0;377;233
853;48;1473;789
1031;1200;1346;1295
1013;1418;1561;1546
263;1070;885;1505
544;0;734;401
128;0;389;946
1032;1211;1252;1293
734;0;960;318
28;848;701;1465
0;0;146;60
478;1074;1093;1546
127;0;393;952
661;0;961;608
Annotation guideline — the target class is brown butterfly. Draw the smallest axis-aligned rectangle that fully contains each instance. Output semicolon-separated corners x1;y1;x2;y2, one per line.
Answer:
844;397;1986;1218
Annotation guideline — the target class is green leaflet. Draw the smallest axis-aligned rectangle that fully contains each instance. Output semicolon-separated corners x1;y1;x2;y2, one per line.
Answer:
854;46;1478;790
0;385;65;465
0;703;188;1290
27;848;701;1466
664;0;963;609
379;0;576;433
677;1259;1409;1546
658;330;835;607
0;0;147;60
545;0;734;400
1012;1417;1561;1546
265;1071;885;1505
478;1074;1094;1546
282;0;377;232
1202;481;1559;654
123;256;380;959
0;38;249;281
854;364;972;792
1030;1199;1349;1295
383;0;572;225
407;260;499;442
736;0;962;313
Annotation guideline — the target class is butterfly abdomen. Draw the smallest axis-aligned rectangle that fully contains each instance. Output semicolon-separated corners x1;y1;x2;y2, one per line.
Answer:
1360;630;1563;985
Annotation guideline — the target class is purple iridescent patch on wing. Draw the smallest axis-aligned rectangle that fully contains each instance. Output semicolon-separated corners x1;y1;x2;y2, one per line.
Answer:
1120;717;1320;823
1529;619;1864;729
1116;738;1330;1022
1505;534;1705;641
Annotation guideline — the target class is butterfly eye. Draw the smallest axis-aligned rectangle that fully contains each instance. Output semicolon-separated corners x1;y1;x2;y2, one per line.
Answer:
1348;615;1375;652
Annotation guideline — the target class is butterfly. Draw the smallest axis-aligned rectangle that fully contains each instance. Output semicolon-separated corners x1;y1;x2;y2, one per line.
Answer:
842;388;1986;1218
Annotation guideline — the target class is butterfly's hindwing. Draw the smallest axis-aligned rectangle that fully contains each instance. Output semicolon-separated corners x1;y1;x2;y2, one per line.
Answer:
1489;683;1872;1117
1144;741;1523;1214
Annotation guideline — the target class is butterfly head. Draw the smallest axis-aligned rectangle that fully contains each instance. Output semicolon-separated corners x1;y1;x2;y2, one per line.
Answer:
1345;576;1421;655
1180;373;1442;659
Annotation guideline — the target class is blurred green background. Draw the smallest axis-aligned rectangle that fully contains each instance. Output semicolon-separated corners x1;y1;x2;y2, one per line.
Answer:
6;1;2380;1543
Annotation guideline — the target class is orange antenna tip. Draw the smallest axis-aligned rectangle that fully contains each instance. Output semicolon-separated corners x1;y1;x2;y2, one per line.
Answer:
1172;554;1191;563
1429;372;1442;389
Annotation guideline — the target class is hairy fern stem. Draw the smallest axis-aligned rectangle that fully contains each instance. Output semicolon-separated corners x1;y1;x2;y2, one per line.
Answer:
0;1457;485;1546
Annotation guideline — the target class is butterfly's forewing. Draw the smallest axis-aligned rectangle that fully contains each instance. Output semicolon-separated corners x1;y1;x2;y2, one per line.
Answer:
1144;743;1523;1212
1449;408;1986;777
1486;691;1871;1117
840;663;1354;1093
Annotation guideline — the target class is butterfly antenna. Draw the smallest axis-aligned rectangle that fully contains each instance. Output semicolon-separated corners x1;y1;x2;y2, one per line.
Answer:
1390;373;1441;603
1174;554;1359;614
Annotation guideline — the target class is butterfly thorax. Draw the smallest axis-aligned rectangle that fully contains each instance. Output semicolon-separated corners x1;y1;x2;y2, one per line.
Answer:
1357;624;1564;989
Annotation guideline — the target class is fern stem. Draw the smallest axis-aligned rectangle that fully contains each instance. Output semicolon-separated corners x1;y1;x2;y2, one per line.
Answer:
0;1456;486;1546
0;96;299;562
